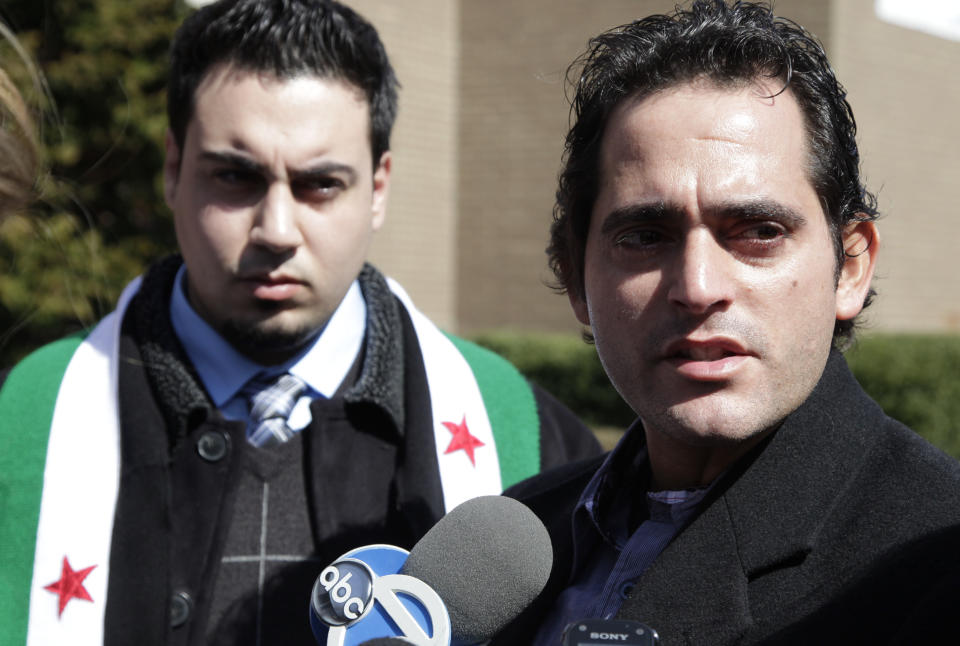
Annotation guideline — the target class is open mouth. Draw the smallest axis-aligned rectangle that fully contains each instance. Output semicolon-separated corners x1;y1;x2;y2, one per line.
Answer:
663;338;752;381
674;345;738;361
667;337;748;360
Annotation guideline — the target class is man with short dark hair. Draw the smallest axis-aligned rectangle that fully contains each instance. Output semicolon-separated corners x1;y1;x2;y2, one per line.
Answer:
0;1;599;643
492;2;960;644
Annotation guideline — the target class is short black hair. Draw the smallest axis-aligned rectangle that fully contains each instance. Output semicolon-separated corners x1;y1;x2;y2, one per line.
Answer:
549;0;877;346
167;0;398;166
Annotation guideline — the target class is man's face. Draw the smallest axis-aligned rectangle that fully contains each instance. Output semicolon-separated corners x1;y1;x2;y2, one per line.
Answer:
572;81;874;455
165;64;389;364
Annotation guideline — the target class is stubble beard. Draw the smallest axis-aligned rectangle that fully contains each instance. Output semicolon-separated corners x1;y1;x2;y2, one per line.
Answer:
598;311;781;447
219;302;323;364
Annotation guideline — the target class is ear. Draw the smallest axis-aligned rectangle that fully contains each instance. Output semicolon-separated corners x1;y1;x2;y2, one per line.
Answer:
163;129;181;210
835;219;880;321
568;287;591;327
370;150;391;231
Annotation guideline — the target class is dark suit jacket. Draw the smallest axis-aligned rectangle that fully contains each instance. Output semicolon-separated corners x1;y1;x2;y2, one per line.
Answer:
494;351;960;645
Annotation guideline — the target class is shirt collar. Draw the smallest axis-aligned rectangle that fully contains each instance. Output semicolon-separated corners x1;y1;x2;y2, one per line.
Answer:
573;419;713;552
575;418;650;550
169;265;366;407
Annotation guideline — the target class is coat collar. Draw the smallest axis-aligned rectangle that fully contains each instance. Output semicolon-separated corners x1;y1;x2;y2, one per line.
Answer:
344;263;406;434
130;257;409;444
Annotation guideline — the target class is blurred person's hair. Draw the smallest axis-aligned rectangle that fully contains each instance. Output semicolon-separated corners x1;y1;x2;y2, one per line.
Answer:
0;21;41;218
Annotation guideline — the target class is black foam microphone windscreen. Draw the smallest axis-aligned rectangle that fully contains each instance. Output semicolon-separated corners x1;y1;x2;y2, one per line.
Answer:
400;495;553;645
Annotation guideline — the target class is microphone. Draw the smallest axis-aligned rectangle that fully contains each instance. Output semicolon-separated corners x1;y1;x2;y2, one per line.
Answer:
310;495;553;645
401;495;553;644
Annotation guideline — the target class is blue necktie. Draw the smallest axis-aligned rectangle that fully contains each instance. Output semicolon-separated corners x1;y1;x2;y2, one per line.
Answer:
242;373;308;446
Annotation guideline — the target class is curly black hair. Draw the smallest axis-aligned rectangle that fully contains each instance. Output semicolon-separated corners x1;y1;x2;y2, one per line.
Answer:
549;0;877;346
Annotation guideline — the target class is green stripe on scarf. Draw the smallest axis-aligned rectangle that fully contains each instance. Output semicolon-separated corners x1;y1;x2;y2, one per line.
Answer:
444;334;540;488
0;333;86;644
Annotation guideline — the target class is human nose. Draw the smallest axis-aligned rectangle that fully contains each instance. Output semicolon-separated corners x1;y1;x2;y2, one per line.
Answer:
251;183;303;251
666;229;733;315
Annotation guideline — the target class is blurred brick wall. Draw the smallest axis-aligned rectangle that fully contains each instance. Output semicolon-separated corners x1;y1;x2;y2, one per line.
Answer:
349;1;461;329
832;0;960;332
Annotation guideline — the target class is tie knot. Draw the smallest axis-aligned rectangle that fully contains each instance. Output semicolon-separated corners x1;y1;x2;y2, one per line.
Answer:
242;372;308;446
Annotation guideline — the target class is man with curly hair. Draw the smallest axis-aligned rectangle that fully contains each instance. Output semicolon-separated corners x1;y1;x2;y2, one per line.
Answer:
493;2;960;644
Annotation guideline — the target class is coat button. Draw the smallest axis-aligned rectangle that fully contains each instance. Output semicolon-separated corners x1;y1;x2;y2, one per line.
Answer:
170;590;193;628
197;431;229;462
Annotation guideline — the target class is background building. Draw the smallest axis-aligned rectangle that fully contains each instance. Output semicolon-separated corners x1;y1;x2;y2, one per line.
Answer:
349;0;960;336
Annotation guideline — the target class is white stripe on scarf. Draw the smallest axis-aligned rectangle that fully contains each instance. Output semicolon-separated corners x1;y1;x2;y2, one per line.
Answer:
387;278;503;511
26;278;140;646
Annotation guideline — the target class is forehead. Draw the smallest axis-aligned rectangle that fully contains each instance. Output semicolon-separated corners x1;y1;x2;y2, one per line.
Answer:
186;63;371;154
597;80;814;210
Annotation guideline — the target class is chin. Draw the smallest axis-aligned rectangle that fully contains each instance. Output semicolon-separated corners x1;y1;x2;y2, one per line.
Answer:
220;314;322;362
651;400;776;447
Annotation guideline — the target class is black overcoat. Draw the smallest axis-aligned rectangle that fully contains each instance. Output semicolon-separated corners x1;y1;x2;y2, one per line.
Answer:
494;351;960;645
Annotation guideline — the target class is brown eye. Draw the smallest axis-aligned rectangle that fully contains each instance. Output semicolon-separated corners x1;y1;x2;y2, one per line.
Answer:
214;168;261;189
293;176;345;201
741;223;783;240
615;228;667;248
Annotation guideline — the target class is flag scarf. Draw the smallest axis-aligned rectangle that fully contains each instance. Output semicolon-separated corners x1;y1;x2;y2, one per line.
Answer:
0;276;539;645
387;278;541;511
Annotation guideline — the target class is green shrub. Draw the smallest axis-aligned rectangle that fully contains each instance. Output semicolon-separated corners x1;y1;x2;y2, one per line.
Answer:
472;331;960;458
846;334;960;458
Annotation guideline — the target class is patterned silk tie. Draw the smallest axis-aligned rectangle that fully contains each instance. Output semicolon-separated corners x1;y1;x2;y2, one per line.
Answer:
242;373;308;446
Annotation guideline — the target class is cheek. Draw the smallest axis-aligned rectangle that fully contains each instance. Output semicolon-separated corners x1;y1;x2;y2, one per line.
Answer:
586;274;655;339
177;215;244;277
306;217;365;255
772;268;837;351
184;227;221;264
300;216;375;282
196;210;249;253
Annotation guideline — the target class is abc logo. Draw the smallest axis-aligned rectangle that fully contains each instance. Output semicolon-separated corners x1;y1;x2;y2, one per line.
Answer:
310;558;375;626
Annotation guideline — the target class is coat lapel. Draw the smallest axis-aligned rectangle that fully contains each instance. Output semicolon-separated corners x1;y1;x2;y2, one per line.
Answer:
722;352;878;586
618;495;752;644
619;351;883;644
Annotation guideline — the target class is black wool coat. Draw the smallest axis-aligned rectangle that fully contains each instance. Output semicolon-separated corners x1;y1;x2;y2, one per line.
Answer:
493;351;960;646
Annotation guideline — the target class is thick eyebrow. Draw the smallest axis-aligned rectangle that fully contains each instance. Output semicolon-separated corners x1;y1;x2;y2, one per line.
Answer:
199;150;358;186
598;198;808;234
200;150;266;175
289;163;358;187
599;202;674;235
711;199;809;228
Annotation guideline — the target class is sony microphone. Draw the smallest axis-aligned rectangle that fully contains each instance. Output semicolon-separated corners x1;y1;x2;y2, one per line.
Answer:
309;495;552;646
561;619;659;645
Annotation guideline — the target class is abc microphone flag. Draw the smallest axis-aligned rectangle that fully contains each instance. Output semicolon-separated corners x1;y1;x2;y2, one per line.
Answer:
310;495;553;646
310;543;450;646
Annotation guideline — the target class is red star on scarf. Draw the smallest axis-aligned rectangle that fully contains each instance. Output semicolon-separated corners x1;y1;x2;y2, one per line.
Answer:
442;415;485;466
44;556;96;617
